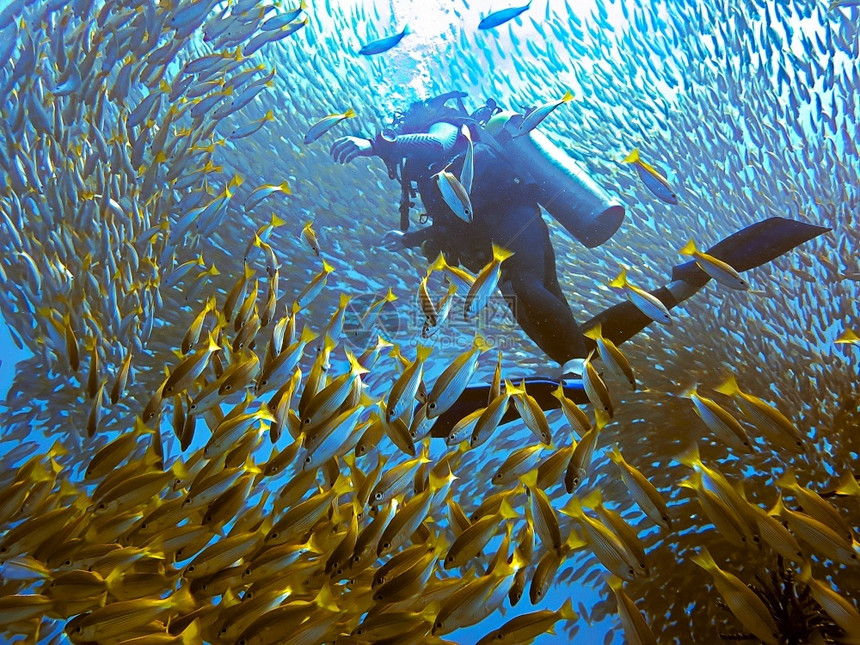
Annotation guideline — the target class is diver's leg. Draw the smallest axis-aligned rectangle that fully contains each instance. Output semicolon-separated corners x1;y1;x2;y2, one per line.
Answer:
507;272;588;364
540;227;572;304
490;204;588;365
540;230;590;375
582;217;832;349
430;218;831;440
580;281;699;349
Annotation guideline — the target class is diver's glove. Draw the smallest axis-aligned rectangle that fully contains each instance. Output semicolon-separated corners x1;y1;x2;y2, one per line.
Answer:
381;230;405;251
330;137;373;164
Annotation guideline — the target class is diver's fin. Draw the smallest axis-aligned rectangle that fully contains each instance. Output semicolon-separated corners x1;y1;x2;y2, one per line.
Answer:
671;217;831;285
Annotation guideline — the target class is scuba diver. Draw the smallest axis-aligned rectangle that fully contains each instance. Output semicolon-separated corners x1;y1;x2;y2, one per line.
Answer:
330;91;829;438
331;91;624;376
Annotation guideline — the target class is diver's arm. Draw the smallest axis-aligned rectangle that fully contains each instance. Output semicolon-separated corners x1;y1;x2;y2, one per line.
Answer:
331;123;462;166
371;122;461;164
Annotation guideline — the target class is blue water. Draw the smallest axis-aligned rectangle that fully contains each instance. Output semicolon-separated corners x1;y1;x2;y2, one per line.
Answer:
1;0;858;643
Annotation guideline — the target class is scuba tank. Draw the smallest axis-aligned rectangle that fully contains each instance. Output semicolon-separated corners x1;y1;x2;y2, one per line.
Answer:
485;111;625;248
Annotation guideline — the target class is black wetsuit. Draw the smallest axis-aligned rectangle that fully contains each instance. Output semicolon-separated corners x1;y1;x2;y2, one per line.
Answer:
373;121;589;365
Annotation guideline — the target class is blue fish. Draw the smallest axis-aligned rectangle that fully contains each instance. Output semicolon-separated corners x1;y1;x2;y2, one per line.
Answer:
358;25;411;56
623;148;678;205
478;1;532;30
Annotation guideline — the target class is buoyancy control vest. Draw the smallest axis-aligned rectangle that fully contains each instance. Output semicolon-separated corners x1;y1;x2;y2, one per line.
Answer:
389;94;625;248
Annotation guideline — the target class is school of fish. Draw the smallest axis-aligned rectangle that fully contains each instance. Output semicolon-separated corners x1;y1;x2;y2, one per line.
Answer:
0;0;858;643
